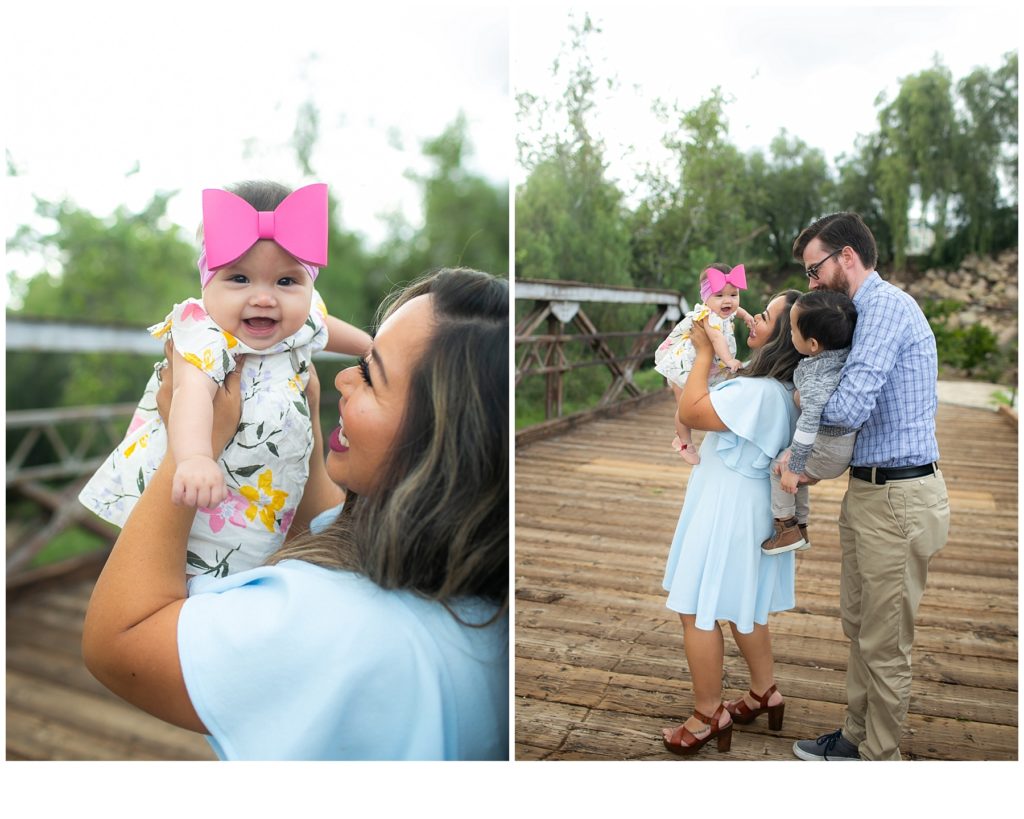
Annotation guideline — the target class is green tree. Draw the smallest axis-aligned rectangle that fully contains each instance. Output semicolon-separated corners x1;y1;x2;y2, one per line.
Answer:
950;51;1019;260
7;192;198;410
515;13;632;286
631;90;752;293
834;133;896;267
744;132;835;272
383;114;508;288
875;62;958;268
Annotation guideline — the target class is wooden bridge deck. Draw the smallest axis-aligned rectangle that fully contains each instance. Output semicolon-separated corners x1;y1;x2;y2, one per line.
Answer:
515;393;1018;761
6;566;215;760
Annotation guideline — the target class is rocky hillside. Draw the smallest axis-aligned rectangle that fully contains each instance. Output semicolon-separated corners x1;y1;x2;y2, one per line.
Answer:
902;249;1018;347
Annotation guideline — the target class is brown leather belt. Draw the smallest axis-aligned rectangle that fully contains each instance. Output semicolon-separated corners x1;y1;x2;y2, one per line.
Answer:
850;463;937;485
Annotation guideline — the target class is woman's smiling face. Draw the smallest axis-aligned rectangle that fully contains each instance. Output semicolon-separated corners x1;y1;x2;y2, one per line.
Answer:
326;294;435;495
746;295;787;349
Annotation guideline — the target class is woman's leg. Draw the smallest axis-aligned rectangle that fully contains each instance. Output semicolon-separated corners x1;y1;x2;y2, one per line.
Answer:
662;614;731;742
727;621;784;709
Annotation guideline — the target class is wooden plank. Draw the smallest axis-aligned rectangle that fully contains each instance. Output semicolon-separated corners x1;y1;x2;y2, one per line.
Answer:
5;570;215;761
515;398;1018;761
6;669;215;761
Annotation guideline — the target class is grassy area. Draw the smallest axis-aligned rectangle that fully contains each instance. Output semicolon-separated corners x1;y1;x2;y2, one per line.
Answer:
28;527;107;568
515;367;668;430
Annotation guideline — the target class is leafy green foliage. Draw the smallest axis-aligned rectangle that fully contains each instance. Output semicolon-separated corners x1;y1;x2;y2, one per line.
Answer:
515;15;631;287
6;114;508;417
922;299;1012;381
514;28;1017;426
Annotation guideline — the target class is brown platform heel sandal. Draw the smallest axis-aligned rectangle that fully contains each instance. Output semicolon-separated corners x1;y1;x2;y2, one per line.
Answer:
725;684;785;730
662;703;733;756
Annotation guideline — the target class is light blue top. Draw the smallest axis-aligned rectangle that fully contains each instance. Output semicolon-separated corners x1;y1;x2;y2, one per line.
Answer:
663;377;799;633
178;504;508;760
821;272;940;467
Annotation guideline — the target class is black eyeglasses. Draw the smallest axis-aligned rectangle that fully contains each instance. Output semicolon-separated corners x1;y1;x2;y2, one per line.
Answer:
805;248;842;280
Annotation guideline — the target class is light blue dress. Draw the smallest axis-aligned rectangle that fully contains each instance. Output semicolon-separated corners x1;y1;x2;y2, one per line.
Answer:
662;377;799;633
178;507;508;760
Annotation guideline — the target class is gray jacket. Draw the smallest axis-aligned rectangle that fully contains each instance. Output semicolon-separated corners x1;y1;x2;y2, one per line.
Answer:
789;348;856;474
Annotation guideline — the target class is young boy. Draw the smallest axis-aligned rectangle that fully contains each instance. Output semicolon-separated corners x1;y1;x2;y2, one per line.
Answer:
762;289;858;554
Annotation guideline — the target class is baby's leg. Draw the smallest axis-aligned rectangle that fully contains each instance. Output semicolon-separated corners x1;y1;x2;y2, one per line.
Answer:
770;464;796;521
674;419;700;464
797;432;855;553
803;432;857;482
794;485;811;551
762;463;806;553
669;383;700;464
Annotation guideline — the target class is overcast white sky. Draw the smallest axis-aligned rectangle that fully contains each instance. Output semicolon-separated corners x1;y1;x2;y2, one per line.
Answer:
4;0;509;300
512;2;1020;204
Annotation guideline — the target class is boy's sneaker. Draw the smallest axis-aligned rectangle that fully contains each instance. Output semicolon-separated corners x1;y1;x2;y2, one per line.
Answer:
761;517;806;554
793;729;861;761
797;524;811;551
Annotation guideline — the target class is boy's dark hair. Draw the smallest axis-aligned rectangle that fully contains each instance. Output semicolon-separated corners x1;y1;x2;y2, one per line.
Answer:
737;289;803;383
794;290;857;350
792;211;878;270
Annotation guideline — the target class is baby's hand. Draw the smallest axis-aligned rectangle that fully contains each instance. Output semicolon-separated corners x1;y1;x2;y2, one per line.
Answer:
173;455;226;508
780;468;801;494
725;358;742;373
736;309;754;333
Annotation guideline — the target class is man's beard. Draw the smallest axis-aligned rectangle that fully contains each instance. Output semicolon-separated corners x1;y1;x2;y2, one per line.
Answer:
818;269;852;297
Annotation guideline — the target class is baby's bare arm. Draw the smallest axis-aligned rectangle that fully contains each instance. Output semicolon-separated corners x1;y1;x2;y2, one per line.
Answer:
169;351;224;507
708;326;741;370
323;315;372;357
734;307;754;332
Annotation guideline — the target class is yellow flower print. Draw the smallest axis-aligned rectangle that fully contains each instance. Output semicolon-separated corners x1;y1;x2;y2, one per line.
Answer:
315;295;328;319
183;349;216;373
239;469;289;532
222;330;238;349
287;373;303;393
124;434;149;458
151;320;172;339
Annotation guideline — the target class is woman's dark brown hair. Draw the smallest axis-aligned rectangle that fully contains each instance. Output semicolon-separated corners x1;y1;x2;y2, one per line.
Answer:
736;289;802;383
271;268;508;623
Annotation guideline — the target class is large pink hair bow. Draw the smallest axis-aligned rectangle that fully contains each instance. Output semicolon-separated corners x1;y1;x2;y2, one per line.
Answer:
700;264;747;301
201;183;328;273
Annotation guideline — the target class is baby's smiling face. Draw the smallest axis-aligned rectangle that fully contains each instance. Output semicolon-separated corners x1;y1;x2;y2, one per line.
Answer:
705;284;740;319
202;240;314;349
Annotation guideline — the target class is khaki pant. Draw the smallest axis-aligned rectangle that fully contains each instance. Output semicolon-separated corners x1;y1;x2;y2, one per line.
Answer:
838;470;949;760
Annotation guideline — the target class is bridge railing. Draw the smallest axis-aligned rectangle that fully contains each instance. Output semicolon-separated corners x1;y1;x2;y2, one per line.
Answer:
5;315;350;589
515;278;685;439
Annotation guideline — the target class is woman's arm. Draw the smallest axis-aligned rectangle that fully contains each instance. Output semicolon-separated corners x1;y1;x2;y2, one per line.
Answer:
82;364;243;733
323;315;372;357
677;320;729;432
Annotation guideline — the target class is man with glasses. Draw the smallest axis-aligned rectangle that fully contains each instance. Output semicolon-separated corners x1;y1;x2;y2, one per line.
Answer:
789;212;950;761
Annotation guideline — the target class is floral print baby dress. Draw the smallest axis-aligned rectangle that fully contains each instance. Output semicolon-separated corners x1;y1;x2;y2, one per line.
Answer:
79;292;330;576
653;303;735;388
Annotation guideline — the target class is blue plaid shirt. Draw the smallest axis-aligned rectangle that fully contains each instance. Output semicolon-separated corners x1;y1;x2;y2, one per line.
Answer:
821;272;940;468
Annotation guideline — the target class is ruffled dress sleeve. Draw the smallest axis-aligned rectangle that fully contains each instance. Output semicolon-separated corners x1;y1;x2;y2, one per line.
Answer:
707;377;798;478
150;299;237;387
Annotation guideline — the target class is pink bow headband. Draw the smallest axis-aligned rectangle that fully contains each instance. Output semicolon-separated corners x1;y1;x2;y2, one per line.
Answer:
699;264;747;302
198;183;328;288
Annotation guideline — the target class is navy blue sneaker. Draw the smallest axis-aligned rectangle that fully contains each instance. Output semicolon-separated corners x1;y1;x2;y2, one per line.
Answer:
793;729;861;760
